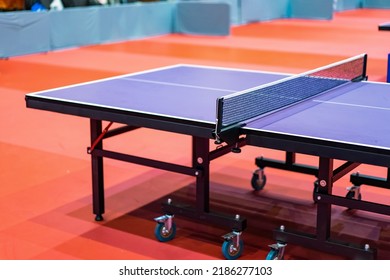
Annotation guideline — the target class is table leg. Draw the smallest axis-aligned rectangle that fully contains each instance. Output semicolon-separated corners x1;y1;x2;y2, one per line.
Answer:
316;157;333;242
192;136;210;213
90;119;105;221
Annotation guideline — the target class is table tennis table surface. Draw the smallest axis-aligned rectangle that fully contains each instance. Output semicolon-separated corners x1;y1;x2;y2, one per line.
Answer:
26;64;390;154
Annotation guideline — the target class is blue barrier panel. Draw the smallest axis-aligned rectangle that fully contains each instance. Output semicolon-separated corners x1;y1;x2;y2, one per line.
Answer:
50;7;100;50
98;2;174;43
98;5;139;42
289;0;333;19
137;2;174;37
178;0;240;25
0;11;50;58
362;0;390;8
334;0;362;11
174;1;230;35
217;0;240;25
240;0;289;24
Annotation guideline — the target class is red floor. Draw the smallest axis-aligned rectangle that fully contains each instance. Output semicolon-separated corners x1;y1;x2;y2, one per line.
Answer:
1;8;390;260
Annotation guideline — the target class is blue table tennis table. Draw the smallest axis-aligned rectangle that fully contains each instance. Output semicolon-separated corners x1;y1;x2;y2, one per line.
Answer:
25;54;390;260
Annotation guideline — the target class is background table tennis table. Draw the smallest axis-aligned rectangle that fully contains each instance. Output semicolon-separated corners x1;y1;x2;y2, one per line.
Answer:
379;22;390;31
25;63;390;260
379;22;390;83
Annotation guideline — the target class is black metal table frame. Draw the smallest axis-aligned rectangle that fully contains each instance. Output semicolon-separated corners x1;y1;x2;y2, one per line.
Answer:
89;118;247;232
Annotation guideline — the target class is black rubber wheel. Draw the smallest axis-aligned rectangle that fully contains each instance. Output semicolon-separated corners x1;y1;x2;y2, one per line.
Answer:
266;248;279;260
345;188;362;210
221;239;244;260
346;189;362;200
154;222;176;242
251;169;266;191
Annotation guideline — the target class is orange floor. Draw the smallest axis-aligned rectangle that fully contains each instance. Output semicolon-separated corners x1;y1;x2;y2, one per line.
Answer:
2;8;390;260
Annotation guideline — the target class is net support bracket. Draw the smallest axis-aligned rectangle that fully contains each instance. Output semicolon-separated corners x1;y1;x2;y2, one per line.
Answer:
214;124;243;153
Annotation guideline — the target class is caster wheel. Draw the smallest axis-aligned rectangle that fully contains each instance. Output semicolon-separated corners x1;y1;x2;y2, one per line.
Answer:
266;243;286;260
221;239;244;260
266;248;279;260
346;190;362;200
154;222;176;242
345;188;362;210
251;169;266;191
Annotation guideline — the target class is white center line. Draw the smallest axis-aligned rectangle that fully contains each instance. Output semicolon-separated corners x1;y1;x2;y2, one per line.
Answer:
122;77;236;93
313;100;390;111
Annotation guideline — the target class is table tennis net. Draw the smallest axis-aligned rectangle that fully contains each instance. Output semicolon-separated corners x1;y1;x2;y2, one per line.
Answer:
215;53;367;139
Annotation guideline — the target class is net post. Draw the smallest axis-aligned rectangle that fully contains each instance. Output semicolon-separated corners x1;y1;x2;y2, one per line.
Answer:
362;53;368;80
214;97;224;143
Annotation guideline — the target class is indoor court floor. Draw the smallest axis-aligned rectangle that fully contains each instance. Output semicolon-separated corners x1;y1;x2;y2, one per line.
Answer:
2;8;390;260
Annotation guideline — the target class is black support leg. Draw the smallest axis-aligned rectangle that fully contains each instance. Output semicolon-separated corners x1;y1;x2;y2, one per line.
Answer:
160;136;246;232
316;157;333;242
90;119;105;221
192;136;210;214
